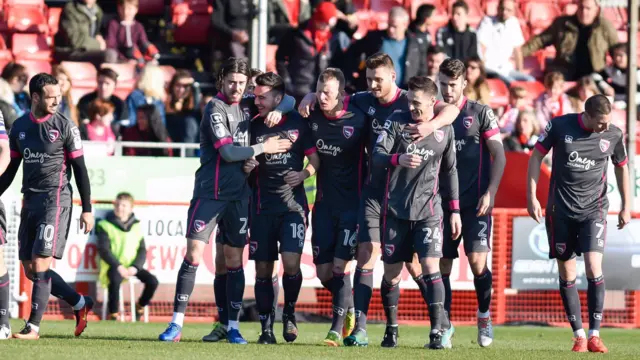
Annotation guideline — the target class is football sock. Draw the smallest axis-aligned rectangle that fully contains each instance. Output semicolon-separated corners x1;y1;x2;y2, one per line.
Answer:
381;278;400;327
329;272;351;333
443;273;452;317
414;274;429;304
214;273;228;326
48;270;82;309
353;267;373;331
173;259;198;314
0;272;9;326
271;275;279;329
255;277;274;332
559;277;584;333
426;272;448;330
587;276;605;335
28;271;51;327
282;271;302;315
226;266;245;323
474;270;493;314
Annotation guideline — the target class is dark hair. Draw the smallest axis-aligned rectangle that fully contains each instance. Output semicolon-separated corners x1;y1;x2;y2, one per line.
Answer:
1;62;26;82
609;42;626;57
408;76;438;97
167;69;196;113
115;192;134;202
584;94;612;118
318;68;345;90
451;0;469;13
415;4;435;24
98;67;119;83
366;52;395;71
250;68;264;78
117;0;138;6
254;72;285;95
439;58;466;79
464;55;487;84
427;45;446;56
216;57;250;89
29;73;58;98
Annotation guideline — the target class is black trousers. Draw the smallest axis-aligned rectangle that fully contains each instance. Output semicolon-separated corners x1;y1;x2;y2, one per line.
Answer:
106;267;159;314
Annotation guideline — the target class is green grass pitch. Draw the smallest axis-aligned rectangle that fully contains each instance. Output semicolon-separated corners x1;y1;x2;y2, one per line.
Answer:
2;320;640;359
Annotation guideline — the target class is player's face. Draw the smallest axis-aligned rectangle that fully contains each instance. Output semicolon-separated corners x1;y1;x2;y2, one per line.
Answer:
222;72;248;103
439;73;466;105
114;199;133;220
577;0;599;26
366;66;396;99
36;84;61;115
407;89;435;122
586;113;611;133
254;85;282;117
97;75;116;99
316;78;342;112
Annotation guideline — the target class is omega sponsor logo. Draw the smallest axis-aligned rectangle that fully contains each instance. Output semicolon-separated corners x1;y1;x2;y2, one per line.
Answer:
316;139;342;156
566;151;596;170
23;148;52;164
406;143;435;160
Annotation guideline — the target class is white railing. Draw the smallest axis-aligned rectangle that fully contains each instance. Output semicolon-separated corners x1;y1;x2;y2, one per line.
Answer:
83;141;200;158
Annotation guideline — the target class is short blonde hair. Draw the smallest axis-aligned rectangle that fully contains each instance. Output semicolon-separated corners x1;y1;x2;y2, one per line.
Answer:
137;65;166;99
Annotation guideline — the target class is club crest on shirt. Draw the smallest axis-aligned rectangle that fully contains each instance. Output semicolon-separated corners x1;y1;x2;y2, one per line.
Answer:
544;121;552;133
193;220;206;233
599;139;610;152
343;126;354;139
243;108;251;120
249;241;258;254
463;116;473;129
555;243;566;255
288;129;299;142
48;129;60;142
256;135;265;143
312;246;320;258
384;244;395;257
368;106;376;115
434;129;444;142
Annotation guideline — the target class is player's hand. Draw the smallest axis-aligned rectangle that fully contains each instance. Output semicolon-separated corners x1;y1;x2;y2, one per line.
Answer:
284;170;306;187
398;154;422;168
476;190;495;217
405;122;435;143
527;197;543;224
80;212;94;234
127;267;138;276
298;93;317;117
450;213;462;240
118;265;130;279
263;136;293;154
618;208;631;229
243;158;259;174
264;110;283;128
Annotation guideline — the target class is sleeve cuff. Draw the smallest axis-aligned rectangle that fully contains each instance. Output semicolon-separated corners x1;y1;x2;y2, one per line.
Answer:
615;157;628;167
449;200;460;211
214;137;233;149
0;134;8;140
390;154;400;166
68;149;84;159
534;142;550;155
482;127;500;139
10;150;21;158
304;147;317;156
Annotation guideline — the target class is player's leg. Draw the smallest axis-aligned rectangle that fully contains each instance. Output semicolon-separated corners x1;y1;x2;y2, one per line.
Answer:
219;199;250;344
0;206;11;339
160;198;219;342
580;219;608;353
270;260;279;327
133;269;159;320
414;217;451;350
379;215;412;348
440;209;460;319
404;254;429;304
548;215;587;352
203;238;229;342
462;211;493;347
279;211;306;343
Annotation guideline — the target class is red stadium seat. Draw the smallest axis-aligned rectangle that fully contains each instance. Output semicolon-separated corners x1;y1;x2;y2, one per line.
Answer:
352;0;369;11
562;2;577;15
20;59;52;79
171;0;211;14
60;61;97;88
369;0;404;13
138;0;165;16
11;33;51;61
486;78;509;108
159;65;177;85
3;0;44;7
173;14;211;45
0;35;13;62
510;80;545;101
47;7;61;36
524;2;560;35
5;6;48;33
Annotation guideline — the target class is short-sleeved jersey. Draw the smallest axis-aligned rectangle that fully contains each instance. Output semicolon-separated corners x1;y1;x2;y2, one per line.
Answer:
9;112;84;208
308;97;367;209
440;98;500;209
250;112;316;214
535;113;627;220
351;89;409;189
374;111;459;221
193;93;257;201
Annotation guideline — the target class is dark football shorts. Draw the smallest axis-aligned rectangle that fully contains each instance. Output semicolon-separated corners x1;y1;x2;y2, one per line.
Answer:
249;211;307;262
311;201;358;265
18;206;72;260
186;198;249;248
381;214;443;264
545;213;606;261
0;201;6;247
442;208;492;259
357;186;383;244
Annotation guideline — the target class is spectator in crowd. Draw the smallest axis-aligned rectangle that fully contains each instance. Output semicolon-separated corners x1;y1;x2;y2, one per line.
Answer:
503;109;540;153
426;45;446;82
126;65;166;126
344;6;427;91
409;3;435;53
246;68;264;96
276;1;340;102
54;0;113;65
268;0;311;44
477;0;534;86
534;71;574;129
165;70;201;157
436;0;478;61
497;85;528;135
0;63;29;116
122;104;172;157
601;43;640;105
522;0;618;81
78;68;128;125
567;75;612;112
463;56;491;105
53;65;79;126
82;99;117;155
329;0;359;54
0;79;18;130
97;192;158;321
106;0;160;69
211;0;254;59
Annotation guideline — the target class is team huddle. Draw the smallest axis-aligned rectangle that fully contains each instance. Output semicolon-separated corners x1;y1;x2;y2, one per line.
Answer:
0;52;630;353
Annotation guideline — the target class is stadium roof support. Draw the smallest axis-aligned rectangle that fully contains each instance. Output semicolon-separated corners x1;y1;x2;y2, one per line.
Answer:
250;0;268;72
625;0;638;210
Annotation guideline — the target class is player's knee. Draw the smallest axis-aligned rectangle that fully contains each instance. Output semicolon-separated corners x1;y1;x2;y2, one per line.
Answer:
557;259;578;281
223;246;243;268
185;240;206;264
422;257;440;274
356;244;376;268
383;263;403;284
468;254;489;276
146;275;159;291
281;255;300;275
255;262;273;278
439;258;453;275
